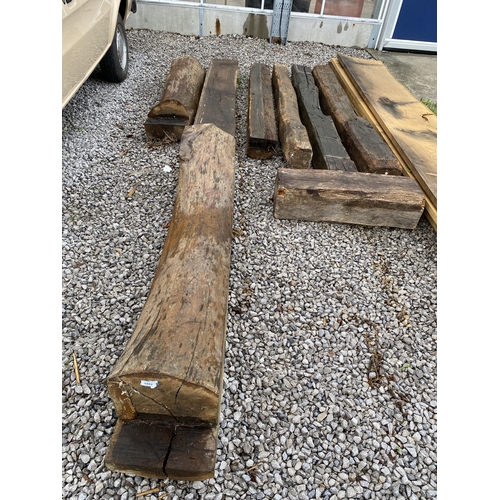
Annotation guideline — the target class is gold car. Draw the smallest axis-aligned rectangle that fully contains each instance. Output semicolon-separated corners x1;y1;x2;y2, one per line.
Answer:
62;0;136;108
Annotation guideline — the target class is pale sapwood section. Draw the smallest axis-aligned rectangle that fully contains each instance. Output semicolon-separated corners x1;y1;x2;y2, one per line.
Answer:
273;168;425;229
272;63;313;169
337;54;437;208
246;63;279;159
329;58;437;231
145;56;206;140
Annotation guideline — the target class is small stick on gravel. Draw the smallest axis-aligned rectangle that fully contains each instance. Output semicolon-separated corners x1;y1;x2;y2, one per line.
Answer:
126;181;140;199
72;353;80;385
246;462;264;472
136;487;160;497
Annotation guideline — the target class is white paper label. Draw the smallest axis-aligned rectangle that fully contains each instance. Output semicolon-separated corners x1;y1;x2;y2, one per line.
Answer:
140;380;159;389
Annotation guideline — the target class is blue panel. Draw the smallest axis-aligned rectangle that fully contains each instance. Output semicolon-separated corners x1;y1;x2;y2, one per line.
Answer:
392;0;437;43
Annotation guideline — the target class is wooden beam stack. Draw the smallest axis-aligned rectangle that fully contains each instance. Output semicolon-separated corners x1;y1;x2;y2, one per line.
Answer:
330;56;437;231
291;64;356;172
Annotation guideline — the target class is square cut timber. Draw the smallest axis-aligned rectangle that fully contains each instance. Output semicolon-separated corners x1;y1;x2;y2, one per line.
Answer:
312;63;401;176
274;168;425;229
272;63;312;169
246;63;279;159
291;64;356;172
194;59;239;137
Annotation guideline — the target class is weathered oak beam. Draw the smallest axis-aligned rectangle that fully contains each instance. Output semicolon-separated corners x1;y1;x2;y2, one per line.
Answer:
272;64;313;169
291;64;356;172
273;168;425;229
144;56;206;140
343;116;402;175
105;123;236;480
312;64;401;175
194;59;239;137
246;63;279;159
312;63;357;140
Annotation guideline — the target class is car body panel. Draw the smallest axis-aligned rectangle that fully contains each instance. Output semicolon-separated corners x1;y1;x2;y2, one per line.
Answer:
62;0;134;108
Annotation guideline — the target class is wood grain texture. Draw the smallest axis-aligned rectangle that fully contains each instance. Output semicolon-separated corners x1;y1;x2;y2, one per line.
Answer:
343;117;402;175
274;168;425;229
272;63;313;169
105;417;218;480
246;63;279;159
291;64;356;172
329;58;437;231
194;59;239;137
312;63;357;140
337;55;437;208
108;123;235;427
145;56;206;140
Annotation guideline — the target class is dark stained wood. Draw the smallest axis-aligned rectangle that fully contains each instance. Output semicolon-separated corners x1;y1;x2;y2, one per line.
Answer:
194;59;239;137
272;63;313;169
105;417;218;480
291;64;356;172
144;56;206;140
246;63;279;159
273;168;425;229
312;63;357;140
312;64;401;176
337;54;437;208
106;123;235;479
343;117;402;175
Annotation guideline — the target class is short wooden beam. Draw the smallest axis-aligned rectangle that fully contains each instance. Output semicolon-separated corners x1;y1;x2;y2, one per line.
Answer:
194;59;239;137
273;168;425;229
291;64;356;172
105;123;236;480
272;63;313;169
246;63;279;159
144;56;206;140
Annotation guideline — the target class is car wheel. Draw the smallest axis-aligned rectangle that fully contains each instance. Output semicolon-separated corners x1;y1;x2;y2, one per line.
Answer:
100;14;129;82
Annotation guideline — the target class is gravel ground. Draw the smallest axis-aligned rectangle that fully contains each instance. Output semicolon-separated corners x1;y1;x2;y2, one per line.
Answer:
62;30;437;500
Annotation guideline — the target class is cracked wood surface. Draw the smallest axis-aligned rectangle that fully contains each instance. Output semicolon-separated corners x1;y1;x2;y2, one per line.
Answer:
246;63;278;159
291;64;356;172
274;168;425;229
105;417;218;480
108;123;235;428
272;64;313;169
145;56;206;140
194;59;238;137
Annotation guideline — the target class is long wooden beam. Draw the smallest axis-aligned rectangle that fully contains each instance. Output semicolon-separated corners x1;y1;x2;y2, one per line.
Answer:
194;59;239;137
105;123;235;480
246;63;279;159
272;63;313;169
291;64;356;172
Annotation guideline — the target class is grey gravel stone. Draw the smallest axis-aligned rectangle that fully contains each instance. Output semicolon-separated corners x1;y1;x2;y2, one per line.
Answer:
62;29;437;500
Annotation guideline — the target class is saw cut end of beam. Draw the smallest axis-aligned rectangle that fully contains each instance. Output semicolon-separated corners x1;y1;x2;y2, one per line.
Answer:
105;417;218;480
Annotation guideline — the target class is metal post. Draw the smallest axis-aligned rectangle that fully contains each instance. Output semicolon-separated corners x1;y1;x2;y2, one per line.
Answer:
270;0;292;45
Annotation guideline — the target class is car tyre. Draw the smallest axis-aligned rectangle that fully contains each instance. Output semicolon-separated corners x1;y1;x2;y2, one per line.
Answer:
100;14;129;82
